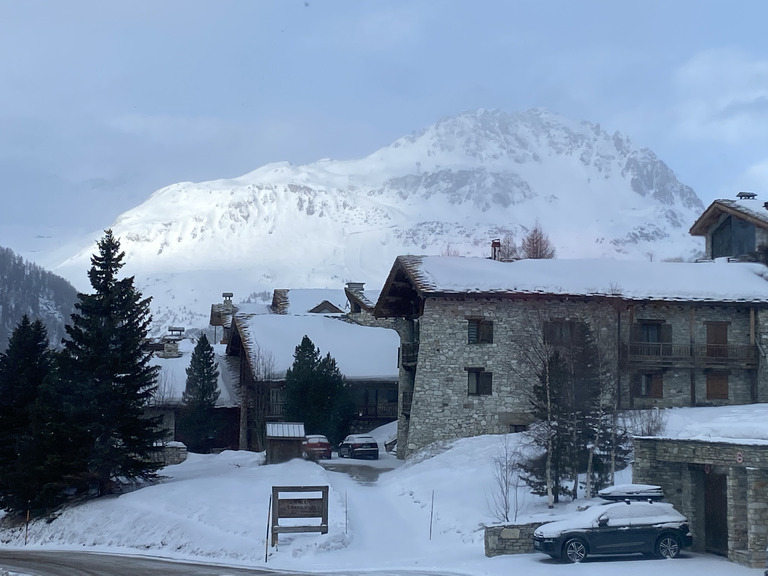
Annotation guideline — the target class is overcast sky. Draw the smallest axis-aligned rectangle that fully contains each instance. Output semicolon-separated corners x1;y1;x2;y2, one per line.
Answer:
3;1;768;251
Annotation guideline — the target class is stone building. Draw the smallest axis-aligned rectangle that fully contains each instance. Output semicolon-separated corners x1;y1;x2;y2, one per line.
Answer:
219;288;400;451
633;424;768;568
373;255;768;458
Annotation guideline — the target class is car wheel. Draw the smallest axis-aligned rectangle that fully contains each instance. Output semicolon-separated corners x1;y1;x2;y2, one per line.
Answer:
656;534;681;559
562;538;587;563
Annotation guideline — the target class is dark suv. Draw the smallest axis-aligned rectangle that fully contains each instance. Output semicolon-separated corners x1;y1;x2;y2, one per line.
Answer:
533;499;692;563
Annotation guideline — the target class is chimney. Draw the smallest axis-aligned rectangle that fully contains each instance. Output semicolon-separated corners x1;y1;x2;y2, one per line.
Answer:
222;292;233;313
737;191;757;200
491;239;501;261
346;282;365;292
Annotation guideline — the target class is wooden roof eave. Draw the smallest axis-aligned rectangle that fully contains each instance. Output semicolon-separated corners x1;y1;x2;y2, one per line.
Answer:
690;201;768;236
374;256;427;319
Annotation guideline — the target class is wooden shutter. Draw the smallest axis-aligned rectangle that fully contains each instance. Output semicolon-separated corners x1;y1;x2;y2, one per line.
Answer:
479;321;493;343
706;372;729;400
478;372;493;395
467;321;478;344
651;373;663;398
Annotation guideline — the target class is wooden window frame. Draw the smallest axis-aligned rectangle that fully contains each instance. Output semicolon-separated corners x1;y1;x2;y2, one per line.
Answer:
466;368;493;396
634;372;663;398
467;319;493;344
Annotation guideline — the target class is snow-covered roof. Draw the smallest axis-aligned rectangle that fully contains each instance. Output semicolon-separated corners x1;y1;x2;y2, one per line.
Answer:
385;255;768;304
266;422;305;439
690;198;768;236
277;288;349;315
151;339;236;407
654;404;768;446
236;313;399;380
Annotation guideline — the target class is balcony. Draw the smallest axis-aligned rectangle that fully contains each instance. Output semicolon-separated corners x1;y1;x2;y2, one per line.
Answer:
626;342;758;369
356;402;398;419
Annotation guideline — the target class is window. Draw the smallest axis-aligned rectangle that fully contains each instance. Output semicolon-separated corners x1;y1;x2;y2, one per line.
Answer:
640;323;660;343
467;319;493;344
467;368;492;395
634;372;663;398
543;320;573;346
706;371;729;400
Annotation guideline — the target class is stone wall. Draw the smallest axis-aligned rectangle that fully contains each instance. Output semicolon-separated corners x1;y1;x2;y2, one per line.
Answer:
633;436;768;568
404;297;765;455
621;303;761;409
153;442;188;466
484;523;540;557
407;298;608;454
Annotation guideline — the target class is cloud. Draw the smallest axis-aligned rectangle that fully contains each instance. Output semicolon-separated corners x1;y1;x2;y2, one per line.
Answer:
673;48;768;143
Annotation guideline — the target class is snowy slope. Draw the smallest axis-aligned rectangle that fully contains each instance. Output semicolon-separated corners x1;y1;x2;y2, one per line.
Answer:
54;108;707;334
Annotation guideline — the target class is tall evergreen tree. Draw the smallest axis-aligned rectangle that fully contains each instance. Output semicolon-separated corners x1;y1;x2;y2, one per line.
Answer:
55;230;163;496
179;334;220;453
283;335;353;444
521;319;630;502
0;315;52;509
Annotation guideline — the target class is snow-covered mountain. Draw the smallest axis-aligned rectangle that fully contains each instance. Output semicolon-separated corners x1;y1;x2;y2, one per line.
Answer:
56;108;706;333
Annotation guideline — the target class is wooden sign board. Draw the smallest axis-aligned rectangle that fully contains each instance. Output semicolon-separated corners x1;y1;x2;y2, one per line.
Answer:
271;485;329;546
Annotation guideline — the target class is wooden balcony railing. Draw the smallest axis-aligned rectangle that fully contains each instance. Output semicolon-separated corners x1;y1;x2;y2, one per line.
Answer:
267;401;284;417
356;402;398;419
627;342;758;367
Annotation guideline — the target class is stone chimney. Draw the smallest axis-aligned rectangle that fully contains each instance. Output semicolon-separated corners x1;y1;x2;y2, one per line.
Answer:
491;238;502;261
222;292;234;313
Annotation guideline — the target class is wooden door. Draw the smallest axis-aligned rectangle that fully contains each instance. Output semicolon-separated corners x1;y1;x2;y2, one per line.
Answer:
704;470;728;555
707;322;728;358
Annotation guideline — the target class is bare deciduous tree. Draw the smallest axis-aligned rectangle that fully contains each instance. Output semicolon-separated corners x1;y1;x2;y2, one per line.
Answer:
520;223;556;259
440;243;461;257
487;435;527;522
240;342;275;451
507;304;557;508
500;232;519;260
150;370;176;406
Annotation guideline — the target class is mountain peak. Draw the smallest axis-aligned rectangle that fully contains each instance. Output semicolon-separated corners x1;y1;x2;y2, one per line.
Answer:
57;108;707;334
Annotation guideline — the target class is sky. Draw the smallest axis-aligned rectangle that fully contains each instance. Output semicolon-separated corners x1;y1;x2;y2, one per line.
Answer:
1;407;767;575
3;1;768;258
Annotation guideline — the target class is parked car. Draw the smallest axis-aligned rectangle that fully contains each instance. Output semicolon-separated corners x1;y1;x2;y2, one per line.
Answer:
532;500;692;563
302;434;332;460
337;434;379;459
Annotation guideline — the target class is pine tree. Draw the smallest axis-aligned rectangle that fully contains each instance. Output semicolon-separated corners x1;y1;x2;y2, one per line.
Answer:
283;335;353;444
179;334;220;453
55;230;163;496
0;315;52;509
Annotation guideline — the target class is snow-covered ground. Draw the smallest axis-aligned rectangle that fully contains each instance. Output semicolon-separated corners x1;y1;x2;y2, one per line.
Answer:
0;412;766;575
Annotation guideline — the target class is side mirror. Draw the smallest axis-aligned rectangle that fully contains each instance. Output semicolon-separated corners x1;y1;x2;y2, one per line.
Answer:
598;517;609;527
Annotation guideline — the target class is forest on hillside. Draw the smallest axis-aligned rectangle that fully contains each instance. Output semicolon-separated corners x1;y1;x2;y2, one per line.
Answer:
0;247;78;349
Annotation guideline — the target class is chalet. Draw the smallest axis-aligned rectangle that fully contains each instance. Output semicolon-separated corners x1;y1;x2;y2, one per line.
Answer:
374;254;768;458
690;193;768;259
221;288;400;451
147;336;241;452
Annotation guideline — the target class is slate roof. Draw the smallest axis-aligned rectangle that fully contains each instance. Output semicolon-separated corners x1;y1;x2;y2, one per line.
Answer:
376;254;768;309
690;198;768;236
